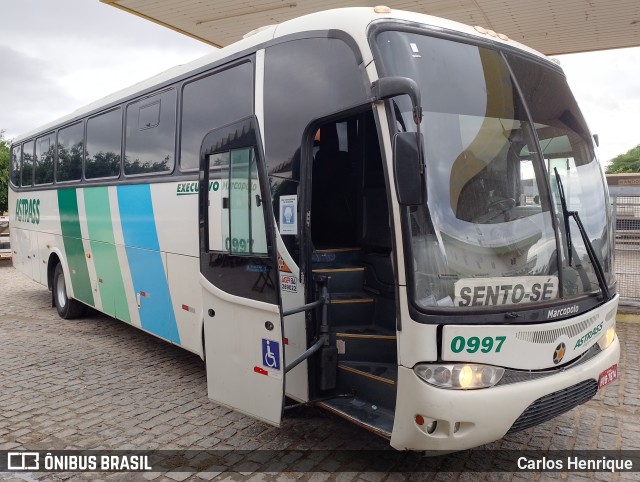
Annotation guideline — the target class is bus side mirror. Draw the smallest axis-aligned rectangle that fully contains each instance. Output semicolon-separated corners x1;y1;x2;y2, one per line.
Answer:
593;134;600;147
394;132;425;206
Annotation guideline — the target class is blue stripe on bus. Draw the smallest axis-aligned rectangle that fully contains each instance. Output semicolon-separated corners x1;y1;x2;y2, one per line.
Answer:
117;184;180;344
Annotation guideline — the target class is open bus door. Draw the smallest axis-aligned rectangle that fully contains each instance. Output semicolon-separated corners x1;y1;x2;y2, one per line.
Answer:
199;117;285;426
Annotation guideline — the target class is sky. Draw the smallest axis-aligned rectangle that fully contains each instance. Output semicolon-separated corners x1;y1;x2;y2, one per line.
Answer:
1;0;639;166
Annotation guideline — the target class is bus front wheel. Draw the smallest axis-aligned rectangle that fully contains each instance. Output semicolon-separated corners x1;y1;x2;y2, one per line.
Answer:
53;263;85;319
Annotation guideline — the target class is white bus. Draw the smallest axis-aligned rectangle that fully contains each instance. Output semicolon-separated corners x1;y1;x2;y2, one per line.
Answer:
8;7;619;451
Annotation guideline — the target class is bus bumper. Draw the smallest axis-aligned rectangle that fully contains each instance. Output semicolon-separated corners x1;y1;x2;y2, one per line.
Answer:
390;335;620;452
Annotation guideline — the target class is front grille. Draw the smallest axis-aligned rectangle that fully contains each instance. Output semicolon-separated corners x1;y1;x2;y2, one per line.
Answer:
507;379;598;433
515;315;600;344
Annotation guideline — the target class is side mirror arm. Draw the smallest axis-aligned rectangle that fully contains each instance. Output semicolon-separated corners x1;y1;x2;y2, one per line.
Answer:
371;76;424;174
371;76;422;117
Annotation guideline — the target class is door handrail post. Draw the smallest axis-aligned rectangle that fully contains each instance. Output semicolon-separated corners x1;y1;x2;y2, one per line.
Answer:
284;275;331;372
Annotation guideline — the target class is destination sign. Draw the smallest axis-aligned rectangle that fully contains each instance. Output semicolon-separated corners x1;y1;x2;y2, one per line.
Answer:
454;276;559;307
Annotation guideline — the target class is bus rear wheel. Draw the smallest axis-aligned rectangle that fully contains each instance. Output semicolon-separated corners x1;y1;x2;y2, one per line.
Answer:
53;263;85;319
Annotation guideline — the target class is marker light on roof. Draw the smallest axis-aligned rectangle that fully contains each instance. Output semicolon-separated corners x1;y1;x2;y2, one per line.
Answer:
474;26;509;42
374;6;391;14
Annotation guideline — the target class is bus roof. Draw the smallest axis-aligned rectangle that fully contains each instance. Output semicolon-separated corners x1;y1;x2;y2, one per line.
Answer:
13;7;548;144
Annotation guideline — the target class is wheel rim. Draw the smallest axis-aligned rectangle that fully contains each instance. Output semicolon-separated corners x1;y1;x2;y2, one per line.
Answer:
56;271;67;309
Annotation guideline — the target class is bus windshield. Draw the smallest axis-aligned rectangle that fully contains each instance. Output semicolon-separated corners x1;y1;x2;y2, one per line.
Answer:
374;29;614;311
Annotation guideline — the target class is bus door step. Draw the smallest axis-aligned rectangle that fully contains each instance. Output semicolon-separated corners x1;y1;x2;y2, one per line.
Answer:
316;396;394;439
336;361;397;410
334;325;397;363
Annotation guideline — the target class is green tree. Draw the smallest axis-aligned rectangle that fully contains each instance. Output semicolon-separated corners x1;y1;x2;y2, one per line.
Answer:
0;131;9;213
606;144;640;174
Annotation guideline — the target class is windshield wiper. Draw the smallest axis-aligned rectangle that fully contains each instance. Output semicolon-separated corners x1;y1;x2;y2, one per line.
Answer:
554;167;574;266
553;168;611;301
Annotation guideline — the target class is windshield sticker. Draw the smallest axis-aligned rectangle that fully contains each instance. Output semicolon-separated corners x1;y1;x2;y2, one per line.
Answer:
279;195;297;235
454;276;558;307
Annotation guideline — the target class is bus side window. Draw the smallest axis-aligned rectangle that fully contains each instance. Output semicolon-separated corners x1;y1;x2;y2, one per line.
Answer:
263;37;367;182
10;145;21;187
208;147;268;255
21;140;34;187
181;62;254;172
35;134;55;185
86;108;122;179
228;147;268;255
202;117;271;259
124;89;176;175
57;121;84;182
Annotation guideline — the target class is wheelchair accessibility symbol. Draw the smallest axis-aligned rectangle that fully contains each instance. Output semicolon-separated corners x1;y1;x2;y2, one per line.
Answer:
262;338;281;371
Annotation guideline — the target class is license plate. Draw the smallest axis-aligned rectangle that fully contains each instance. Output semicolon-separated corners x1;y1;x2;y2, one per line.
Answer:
598;364;618;389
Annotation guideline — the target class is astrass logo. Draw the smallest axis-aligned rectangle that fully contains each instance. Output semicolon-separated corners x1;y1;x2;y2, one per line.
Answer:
573;322;603;350
553;342;566;364
15;198;41;224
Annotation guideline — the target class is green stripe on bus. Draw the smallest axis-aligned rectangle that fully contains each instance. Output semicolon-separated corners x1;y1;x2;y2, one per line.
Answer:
84;187;131;323
57;188;95;307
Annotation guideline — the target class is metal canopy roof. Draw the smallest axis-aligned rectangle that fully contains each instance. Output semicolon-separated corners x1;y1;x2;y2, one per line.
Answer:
101;0;640;55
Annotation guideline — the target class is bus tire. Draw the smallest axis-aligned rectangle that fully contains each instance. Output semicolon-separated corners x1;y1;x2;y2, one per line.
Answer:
53;263;85;319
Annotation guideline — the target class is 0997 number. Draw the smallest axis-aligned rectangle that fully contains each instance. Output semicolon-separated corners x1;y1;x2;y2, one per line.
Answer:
450;335;506;354
224;237;254;253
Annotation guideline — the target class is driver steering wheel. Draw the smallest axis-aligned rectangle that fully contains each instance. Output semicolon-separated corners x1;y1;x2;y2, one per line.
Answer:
474;197;516;223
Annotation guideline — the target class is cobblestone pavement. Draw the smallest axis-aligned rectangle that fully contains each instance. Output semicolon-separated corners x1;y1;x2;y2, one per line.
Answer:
0;262;638;482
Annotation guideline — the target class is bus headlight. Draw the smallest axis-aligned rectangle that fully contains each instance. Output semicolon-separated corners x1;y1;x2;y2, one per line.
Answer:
414;363;505;389
597;324;616;350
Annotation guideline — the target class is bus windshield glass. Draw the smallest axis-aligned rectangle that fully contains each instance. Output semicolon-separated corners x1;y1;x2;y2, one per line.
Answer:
374;29;613;311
